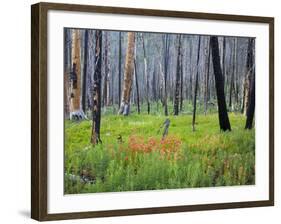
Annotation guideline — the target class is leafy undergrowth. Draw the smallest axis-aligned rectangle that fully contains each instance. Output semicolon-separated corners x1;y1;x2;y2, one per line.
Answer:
64;113;255;194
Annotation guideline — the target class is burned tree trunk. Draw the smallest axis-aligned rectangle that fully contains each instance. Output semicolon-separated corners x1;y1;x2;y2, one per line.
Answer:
134;60;140;114
192;36;201;131
245;39;255;129
245;69;255;129
118;32;122;108
103;32;110;107
142;34;150;114
70;29;85;120
163;34;170;116
242;38;254;115
222;37;226;86
159;119;170;140
82;30;89;113
204;37;211;115
210;36;231;131
189;40;193;102
174;35;182;115
228;38;237;110
152;67;157;101
134;40;140;114
91;31;102;145
64;29;71;119
119;32;135;116
180;40;184;112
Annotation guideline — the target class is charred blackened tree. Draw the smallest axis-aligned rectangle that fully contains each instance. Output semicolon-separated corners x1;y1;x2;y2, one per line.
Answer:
222;37;226;86
174;35;182;115
245;39;255;129
91;31;102;145
119;32;135;115
192;36;201;131
210;36;231;131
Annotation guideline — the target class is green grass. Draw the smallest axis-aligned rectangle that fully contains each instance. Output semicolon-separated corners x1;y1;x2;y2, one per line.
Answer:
64;110;255;194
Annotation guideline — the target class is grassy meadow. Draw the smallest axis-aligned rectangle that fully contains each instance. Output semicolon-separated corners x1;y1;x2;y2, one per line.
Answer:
64;102;255;194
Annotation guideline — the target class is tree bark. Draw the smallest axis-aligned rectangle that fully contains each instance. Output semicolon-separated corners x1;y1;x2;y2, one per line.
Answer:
119;32;135;116
142;34;150;114
64;29;71;119
91;31;102;145
103;32;110;107
192;36;201;131
82;30;89;113
210;36;231;131
189;40;193;102
245;39;255;129
222;37;226;86
180;39;184;112
174;35;182;115
228;38;237;110
163;34;170;116
70;29;85;120
245;68;255;129
204;37;211;115
134;40;140;114
118;32;122;108
242;38;254;115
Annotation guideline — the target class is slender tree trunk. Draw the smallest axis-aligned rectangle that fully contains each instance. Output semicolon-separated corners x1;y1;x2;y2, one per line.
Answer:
142;34;150;114
174;35;182;115
228;38;236;110
189;41;193;102
64;29;71;119
192;36;201;131
119;32;135;115
234;42;239;107
163;34;170;116
180;41;184;111
64;71;70;119
210;36;231;131
204;37;211;115
151;65;157;101
91;31;102;145
134;60;140;114
222;37;226;86
118;32;122;108
134;39;140;114
103;32;110;107
82;30;89;113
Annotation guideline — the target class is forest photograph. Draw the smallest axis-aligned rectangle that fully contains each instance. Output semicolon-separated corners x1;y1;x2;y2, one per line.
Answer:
64;28;255;194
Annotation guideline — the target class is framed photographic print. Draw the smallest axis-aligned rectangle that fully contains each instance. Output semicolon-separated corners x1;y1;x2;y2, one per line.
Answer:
31;2;274;221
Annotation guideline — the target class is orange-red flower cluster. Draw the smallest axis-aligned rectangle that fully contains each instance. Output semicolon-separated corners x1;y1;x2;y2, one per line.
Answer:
127;135;182;157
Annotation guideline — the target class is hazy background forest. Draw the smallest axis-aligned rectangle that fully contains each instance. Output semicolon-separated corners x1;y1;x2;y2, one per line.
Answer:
64;28;255;194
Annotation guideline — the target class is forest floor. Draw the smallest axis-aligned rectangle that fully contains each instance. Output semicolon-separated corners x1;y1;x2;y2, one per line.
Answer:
64;112;255;194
